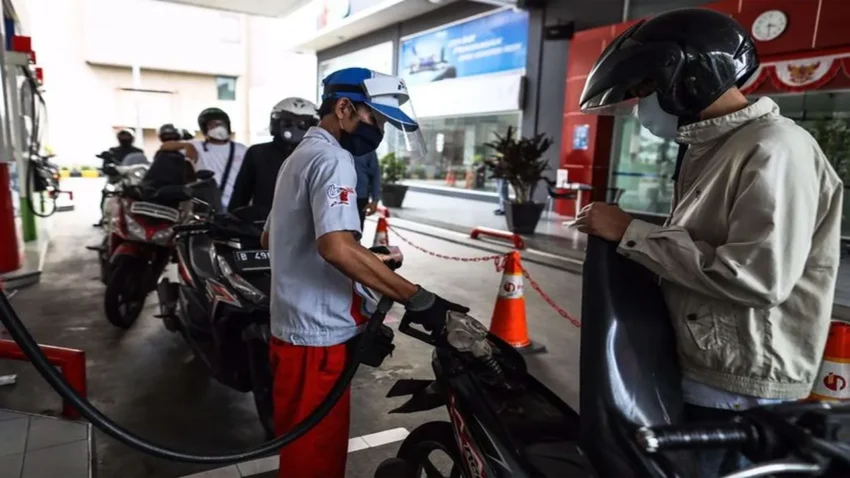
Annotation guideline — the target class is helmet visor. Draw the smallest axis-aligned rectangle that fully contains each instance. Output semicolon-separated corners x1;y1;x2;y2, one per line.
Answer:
362;75;427;161
579;24;683;116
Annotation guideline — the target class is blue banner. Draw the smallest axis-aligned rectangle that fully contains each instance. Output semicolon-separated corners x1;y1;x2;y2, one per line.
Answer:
399;8;529;86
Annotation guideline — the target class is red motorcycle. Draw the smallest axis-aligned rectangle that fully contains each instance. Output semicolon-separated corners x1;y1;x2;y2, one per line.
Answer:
102;184;191;328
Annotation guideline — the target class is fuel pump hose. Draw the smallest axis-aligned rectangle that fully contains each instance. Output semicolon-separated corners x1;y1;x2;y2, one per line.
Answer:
0;291;393;464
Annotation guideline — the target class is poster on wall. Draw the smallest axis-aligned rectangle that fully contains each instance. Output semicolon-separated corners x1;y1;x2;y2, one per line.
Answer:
398;8;529;87
573;124;589;150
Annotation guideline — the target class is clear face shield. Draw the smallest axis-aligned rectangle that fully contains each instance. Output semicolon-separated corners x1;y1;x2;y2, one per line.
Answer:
361;75;427;161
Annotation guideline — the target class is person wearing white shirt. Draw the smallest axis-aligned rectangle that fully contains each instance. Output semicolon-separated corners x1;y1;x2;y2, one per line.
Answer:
160;107;247;209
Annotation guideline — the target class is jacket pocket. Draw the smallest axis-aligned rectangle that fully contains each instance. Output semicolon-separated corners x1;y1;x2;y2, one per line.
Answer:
683;300;739;351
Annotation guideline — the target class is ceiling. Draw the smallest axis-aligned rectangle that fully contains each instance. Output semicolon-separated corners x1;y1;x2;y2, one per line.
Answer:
152;0;312;17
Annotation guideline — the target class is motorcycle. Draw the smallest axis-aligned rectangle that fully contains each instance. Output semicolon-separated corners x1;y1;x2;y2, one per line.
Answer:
101;183;188;329
95;150;149;227
89;161;151;272
374;237;850;478
155;177;275;437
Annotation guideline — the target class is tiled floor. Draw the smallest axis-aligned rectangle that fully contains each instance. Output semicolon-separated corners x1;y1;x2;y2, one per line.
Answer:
0;409;92;478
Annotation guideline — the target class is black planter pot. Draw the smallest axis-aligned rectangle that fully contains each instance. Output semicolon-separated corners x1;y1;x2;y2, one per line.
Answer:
505;201;544;235
381;183;409;208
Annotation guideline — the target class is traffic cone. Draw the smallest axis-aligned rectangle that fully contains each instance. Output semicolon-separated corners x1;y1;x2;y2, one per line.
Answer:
372;216;389;248
808;321;850;401
488;251;545;355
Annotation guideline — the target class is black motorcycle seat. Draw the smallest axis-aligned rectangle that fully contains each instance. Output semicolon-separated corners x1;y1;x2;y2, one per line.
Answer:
579;237;698;477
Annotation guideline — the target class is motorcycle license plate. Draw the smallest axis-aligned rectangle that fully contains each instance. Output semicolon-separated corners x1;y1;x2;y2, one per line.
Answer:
233;250;270;272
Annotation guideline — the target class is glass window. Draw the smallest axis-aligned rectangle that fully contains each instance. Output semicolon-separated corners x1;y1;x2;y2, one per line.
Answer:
387;112;522;191
771;90;850;238
216;76;236;101
609;116;678;216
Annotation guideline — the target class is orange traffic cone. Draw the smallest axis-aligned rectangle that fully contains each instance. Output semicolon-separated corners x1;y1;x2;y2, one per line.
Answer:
373;216;389;248
808;321;850;401
488;251;545;354
446;170;456;186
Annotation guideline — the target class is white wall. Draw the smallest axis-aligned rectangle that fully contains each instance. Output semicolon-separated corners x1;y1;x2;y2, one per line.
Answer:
81;0;247;77
23;0;253;167
246;14;318;145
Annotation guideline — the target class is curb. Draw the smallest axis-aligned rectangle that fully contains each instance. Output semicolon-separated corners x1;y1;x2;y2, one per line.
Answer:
59;169;102;178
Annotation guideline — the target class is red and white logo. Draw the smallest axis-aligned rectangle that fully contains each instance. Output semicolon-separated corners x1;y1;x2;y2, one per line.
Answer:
327;184;356;208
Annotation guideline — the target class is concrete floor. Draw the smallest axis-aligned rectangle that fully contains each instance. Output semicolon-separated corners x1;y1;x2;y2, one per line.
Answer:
0;178;583;478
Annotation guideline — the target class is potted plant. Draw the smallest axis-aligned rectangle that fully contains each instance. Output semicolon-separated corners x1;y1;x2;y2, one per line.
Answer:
484;126;552;234
806;118;850;238
379;152;408;208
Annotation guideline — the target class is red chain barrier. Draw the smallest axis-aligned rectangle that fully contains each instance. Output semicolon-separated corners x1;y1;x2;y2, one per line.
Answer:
388;225;506;271
387;224;581;327
521;268;581;328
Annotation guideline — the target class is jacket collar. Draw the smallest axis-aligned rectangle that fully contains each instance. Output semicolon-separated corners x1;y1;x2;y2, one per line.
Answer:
676;97;779;145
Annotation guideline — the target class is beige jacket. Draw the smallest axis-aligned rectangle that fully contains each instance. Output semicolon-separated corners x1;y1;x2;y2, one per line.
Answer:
618;97;843;400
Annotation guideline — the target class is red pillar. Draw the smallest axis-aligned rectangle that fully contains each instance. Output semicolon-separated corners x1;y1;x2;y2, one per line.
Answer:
0;162;21;274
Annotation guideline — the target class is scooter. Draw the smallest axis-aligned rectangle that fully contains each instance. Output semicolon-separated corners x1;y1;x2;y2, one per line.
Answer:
101;183;188;329
155;178;275;437
375;237;850;478
89;161;152;273
94;150;149;227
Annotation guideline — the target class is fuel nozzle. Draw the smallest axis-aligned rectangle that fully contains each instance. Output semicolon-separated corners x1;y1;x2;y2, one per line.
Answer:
445;312;503;377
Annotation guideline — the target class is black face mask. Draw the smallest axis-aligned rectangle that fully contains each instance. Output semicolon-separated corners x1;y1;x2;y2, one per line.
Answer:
339;121;383;157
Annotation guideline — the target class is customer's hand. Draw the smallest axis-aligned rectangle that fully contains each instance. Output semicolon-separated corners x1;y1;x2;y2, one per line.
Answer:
574;202;633;242
364;201;378;216
403;286;469;331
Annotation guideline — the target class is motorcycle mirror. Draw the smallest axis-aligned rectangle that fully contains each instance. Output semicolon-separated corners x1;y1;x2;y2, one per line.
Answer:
196;170;215;181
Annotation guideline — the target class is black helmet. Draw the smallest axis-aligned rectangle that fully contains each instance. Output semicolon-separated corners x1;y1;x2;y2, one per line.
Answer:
579;8;759;118
197;107;231;134
116;128;134;143
158;123;180;142
181;128;194;140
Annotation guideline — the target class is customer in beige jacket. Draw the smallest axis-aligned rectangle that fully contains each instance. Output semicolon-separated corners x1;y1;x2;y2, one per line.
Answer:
575;9;842;473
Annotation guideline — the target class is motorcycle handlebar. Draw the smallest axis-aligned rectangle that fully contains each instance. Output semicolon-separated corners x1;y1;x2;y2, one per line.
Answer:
637;423;752;453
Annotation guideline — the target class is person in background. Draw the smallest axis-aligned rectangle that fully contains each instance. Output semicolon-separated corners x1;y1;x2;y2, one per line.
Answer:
353;150;381;230
160;107;247;209
573;8;841;476
144;124;196;189
109;129;143;164
493;178;509;215
229;97;319;213
180;128;195;141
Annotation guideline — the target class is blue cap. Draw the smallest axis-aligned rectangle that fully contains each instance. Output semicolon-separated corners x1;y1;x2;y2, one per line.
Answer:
321;67;417;131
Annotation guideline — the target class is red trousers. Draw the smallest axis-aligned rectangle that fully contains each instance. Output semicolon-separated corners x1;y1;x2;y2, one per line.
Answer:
270;337;351;478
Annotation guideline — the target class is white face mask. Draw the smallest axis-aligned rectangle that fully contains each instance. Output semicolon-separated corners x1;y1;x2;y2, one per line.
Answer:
637;93;679;140
207;125;230;141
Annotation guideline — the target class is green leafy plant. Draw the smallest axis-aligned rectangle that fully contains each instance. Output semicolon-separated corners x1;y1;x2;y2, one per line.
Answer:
483;126;552;204
380;152;407;185
806;119;850;185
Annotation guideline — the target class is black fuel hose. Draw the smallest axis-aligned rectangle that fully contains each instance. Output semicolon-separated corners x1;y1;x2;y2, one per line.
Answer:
0;290;393;464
